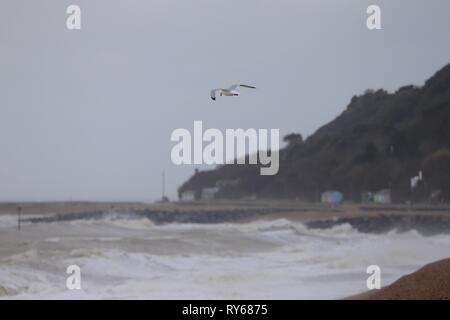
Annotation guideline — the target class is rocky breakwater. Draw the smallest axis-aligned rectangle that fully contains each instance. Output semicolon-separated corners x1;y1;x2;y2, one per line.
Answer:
306;214;450;236
23;207;298;225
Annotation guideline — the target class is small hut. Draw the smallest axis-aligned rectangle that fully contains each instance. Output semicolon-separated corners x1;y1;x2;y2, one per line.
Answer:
321;191;343;204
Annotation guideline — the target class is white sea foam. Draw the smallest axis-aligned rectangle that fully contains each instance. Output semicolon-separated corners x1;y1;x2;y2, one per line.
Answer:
0;217;449;299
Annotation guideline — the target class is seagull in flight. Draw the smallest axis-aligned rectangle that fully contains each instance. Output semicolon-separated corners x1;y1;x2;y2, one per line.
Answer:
210;84;256;101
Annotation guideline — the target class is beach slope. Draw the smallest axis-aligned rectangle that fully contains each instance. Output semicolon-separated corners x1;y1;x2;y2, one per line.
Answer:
351;259;450;300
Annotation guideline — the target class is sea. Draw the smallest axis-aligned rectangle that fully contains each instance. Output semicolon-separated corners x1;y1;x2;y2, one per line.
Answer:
1;212;449;299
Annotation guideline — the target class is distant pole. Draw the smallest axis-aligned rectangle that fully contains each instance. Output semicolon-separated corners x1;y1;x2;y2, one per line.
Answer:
17;206;22;232
162;170;166;199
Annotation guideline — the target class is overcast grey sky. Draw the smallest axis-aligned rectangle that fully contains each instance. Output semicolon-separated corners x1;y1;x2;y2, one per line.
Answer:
1;0;450;202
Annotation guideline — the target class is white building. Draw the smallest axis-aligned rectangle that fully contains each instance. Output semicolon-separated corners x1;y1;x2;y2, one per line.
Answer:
200;187;219;200
373;189;391;204
179;190;195;201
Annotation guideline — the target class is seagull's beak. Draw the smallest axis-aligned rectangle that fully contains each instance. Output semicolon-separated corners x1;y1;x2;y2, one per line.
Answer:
211;97;216;101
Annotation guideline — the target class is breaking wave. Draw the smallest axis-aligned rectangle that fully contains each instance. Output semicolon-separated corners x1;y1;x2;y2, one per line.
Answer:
1;213;450;299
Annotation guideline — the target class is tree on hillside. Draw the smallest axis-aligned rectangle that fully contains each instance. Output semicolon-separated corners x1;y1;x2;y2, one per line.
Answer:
283;133;303;146
423;148;450;201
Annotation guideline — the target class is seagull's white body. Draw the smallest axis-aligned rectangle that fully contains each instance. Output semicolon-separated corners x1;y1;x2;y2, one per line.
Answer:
210;84;256;101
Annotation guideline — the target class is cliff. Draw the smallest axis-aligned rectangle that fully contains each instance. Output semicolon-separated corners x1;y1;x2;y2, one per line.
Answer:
179;63;450;202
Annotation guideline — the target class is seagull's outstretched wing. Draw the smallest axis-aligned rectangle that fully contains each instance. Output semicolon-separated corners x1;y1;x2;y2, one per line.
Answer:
210;89;221;101
227;84;256;91
239;84;256;89
226;84;240;91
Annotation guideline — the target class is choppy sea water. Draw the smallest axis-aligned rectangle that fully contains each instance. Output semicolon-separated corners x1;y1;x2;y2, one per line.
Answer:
1;212;450;299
